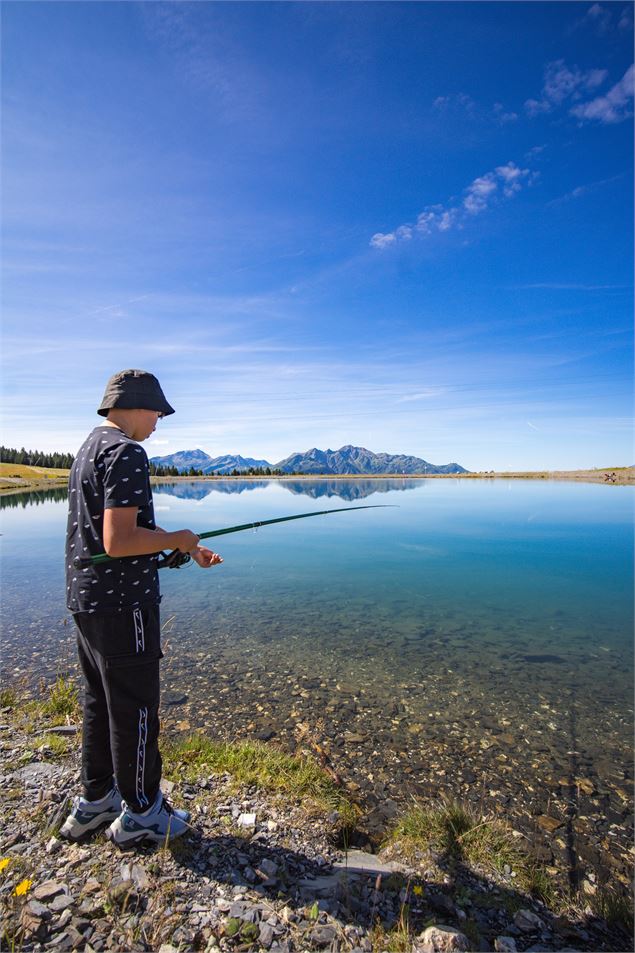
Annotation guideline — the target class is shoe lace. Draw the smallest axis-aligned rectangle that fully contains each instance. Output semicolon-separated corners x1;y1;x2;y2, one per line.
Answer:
161;797;175;816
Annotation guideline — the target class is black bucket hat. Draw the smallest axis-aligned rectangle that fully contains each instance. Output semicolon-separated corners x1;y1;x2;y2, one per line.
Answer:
97;369;175;417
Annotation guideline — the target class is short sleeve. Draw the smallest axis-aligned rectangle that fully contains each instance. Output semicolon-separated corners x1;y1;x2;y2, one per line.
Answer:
103;443;150;509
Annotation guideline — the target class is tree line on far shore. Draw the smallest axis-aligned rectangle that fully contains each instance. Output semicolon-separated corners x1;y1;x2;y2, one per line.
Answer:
1;446;75;469
155;465;286;477
0;446;288;478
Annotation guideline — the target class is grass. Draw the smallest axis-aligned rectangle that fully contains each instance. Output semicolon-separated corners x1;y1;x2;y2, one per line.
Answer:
4;676;82;742
162;732;358;826
0;462;70;479
0;687;18;707
37;733;70;757
41;675;81;718
383;797;557;906
368;902;428;952
588;886;634;935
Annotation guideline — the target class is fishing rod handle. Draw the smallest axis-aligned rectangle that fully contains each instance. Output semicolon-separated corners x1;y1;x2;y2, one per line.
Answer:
72;551;190;570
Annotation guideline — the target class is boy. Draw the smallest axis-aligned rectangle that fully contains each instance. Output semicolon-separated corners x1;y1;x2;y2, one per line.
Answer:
60;369;222;846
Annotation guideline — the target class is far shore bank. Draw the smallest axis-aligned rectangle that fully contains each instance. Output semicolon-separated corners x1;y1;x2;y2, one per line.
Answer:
1;467;633;496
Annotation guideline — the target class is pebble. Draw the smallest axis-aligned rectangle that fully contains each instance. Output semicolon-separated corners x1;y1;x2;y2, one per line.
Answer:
308;923;338;947
32;881;67;902
514;908;546;932
49;893;74;912
494;938;518;952
415;924;470;951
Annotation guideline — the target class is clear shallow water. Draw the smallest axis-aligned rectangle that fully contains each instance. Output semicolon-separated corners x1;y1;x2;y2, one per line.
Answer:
1;479;633;886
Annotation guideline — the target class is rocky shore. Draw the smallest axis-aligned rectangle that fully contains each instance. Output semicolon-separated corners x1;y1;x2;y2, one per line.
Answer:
1;683;632;953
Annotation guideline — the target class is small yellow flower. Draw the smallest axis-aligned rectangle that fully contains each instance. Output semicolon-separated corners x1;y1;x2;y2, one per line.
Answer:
413;885;424;897
14;878;33;897
0;858;10;873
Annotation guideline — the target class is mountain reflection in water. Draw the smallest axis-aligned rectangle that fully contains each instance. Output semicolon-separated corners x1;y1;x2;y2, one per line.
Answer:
153;478;421;502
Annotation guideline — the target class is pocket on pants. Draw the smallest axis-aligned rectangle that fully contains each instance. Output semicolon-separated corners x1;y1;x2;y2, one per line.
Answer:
105;650;163;670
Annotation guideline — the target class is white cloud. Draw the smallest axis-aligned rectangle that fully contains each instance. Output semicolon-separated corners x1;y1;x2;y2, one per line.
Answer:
574;3;633;35
369;232;397;249
434;93;517;125
463;173;498;214
525;59;608;116
432;92;475;113
370;161;533;249
586;3;612;33
547;173;624;205
570;64;634;124
493;102;518;123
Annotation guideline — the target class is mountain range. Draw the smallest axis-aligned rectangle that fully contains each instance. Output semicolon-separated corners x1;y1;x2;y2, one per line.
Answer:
150;445;468;475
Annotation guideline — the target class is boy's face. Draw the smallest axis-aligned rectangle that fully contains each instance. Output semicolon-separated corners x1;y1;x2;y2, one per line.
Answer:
108;408;162;441
131;409;163;442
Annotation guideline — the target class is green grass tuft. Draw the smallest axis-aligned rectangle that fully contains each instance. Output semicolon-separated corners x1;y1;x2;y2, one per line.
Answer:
38;733;70;758
588;886;634;935
42;675;80;718
0;688;17;707
384;797;556;905
162;733;357;824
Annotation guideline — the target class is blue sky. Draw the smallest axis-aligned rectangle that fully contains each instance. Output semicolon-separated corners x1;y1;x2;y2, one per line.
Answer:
2;1;633;470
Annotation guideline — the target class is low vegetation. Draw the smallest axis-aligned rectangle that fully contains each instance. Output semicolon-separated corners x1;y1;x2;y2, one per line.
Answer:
0;462;70;479
383;797;556;904
162;733;358;827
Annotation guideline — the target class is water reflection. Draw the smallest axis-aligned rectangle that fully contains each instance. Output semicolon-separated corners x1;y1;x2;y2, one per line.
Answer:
0;479;423;506
0;486;68;509
155;478;422;502
154;480;268;500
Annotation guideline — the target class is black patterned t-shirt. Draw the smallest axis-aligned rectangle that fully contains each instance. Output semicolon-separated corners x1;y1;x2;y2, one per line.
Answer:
65;426;161;614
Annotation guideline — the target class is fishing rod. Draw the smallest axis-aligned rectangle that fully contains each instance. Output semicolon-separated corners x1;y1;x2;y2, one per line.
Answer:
72;504;395;570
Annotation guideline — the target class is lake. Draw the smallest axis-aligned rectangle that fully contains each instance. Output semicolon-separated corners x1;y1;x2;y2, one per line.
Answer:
1;477;633;889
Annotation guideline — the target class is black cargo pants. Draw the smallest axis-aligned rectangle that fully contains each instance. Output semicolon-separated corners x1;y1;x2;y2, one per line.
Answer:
74;605;163;812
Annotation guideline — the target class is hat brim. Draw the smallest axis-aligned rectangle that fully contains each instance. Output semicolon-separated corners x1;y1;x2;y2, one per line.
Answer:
97;393;175;417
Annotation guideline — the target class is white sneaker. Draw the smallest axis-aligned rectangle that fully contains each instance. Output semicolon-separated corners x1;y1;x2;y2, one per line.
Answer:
106;791;191;847
59;787;122;841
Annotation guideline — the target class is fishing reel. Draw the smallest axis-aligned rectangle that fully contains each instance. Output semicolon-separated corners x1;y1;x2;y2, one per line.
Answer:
156;550;191;569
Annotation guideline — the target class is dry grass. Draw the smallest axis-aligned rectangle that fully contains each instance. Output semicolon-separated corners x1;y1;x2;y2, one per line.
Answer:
0;462;70;479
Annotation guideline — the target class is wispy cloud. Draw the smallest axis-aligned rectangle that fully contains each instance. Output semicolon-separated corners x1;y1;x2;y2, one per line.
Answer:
525;59;608;116
432;92;518;124
370;161;535;249
139;4;265;124
525;59;634;125
396;389;445;403
512;282;630;292
573;3;633;35
493;102;519;124
547;173;624;205
570;64;634;124
578;3;614;35
432;92;476;114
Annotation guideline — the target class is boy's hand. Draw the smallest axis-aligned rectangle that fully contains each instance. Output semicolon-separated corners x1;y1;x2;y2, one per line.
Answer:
175;529;200;553
191;546;223;569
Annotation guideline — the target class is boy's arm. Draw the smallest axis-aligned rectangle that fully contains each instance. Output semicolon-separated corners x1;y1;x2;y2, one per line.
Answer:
103;507;199;558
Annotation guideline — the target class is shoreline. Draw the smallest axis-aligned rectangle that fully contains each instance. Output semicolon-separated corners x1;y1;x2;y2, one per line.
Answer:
1;467;633;496
1;681;631;952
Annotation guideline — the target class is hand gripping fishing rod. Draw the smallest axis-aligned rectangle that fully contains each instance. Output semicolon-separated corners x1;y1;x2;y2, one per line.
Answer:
72;505;394;570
